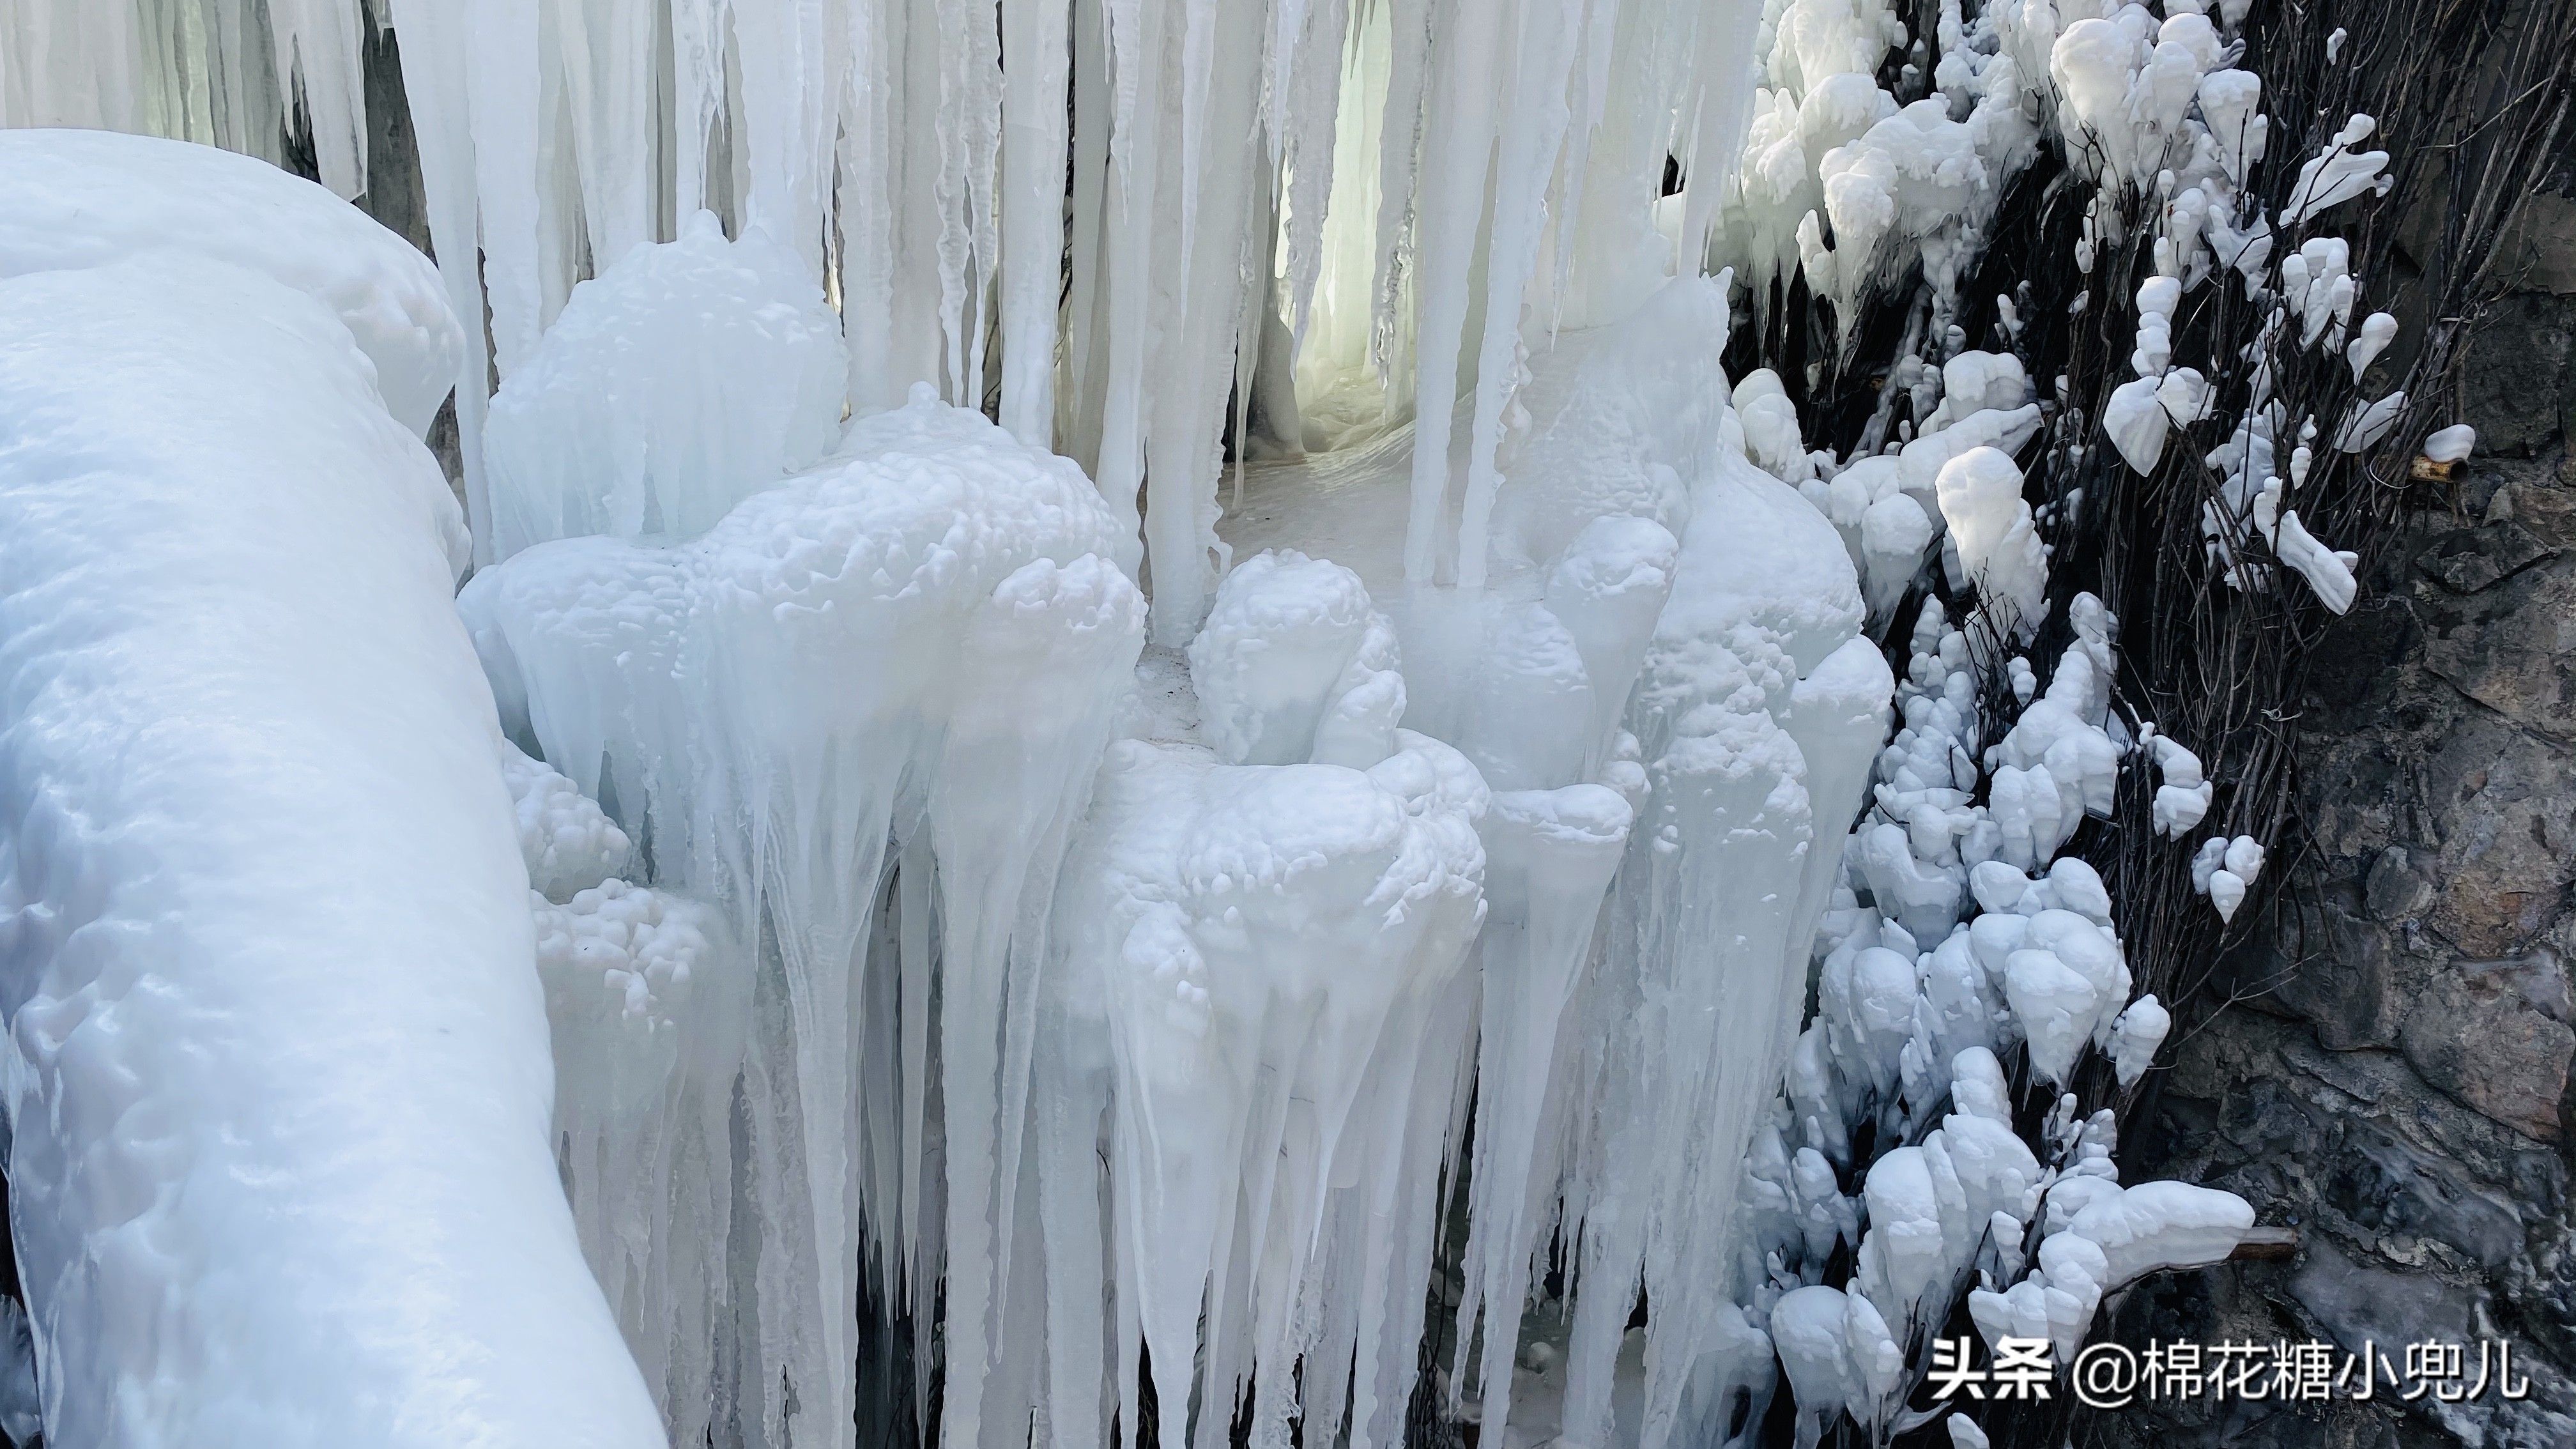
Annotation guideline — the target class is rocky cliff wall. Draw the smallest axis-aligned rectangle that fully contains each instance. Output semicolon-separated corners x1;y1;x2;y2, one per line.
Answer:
2108;189;2576;1449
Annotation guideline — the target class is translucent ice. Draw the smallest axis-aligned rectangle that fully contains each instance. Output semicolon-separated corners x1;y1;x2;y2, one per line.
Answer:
500;738;632;902
484;213;850;558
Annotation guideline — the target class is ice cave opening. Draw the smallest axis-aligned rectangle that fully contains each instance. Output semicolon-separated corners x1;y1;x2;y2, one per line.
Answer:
1;0;2546;1445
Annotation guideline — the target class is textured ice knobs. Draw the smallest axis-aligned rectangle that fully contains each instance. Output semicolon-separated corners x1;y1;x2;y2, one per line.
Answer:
500;737;633;901
1189;551;1403;768
2193;832;2265;922
1935;447;2047;637
2109;995;2171;1087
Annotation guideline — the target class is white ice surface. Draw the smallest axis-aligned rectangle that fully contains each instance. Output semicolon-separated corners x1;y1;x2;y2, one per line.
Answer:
0;253;659;1446
483;211;850;558
0;129;462;438
0;6;2310;1439
500;738;632;903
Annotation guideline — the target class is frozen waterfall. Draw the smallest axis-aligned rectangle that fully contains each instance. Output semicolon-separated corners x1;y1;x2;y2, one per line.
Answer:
0;0;2274;1445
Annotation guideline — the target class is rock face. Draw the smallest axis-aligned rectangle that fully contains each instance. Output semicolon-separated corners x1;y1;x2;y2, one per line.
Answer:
2109;200;2576;1449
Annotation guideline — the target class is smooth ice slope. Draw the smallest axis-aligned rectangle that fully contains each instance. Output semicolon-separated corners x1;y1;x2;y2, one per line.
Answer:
0;254;659;1445
0;129;464;438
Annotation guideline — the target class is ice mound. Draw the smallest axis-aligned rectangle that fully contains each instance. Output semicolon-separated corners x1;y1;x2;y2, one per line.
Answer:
0;253;660;1445
0;128;462;438
484;211;851;558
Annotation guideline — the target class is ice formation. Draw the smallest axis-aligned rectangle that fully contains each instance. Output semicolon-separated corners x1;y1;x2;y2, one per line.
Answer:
463;381;1150;1445
0;128;462;437
17;0;2471;1439
2424;424;2478;463
483;211;850;558
0;214;658;1444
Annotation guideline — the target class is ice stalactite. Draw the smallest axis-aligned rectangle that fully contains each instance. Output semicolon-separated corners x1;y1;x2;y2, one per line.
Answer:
503;739;747;1425
1550;438;1887;1449
472;233;1888;1449
12;0;1776;632
1058;704;1490;1449
0;0;369;195
464;378;1147;1446
1243;276;1890;1449
0;0;2508;1443
0;132;661;1446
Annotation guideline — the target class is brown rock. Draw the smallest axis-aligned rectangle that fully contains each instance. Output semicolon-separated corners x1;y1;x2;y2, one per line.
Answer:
2400;965;2575;1140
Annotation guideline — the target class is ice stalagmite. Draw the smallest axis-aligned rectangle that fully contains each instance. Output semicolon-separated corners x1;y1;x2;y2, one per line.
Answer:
0;137;659;1445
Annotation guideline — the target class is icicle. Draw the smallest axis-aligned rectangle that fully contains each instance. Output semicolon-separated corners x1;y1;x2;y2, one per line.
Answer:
1090;0;1169;580
553;0;659;274
1400;0;1505;583
463;0;546;376
1455;0;1584;590
999;0;1074;445
267;0;371;197
1454;784;1633;1448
